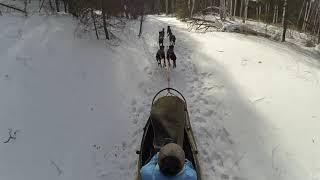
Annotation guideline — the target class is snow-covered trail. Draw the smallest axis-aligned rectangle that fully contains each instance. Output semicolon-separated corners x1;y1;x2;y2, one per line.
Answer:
0;14;320;180
148;16;320;180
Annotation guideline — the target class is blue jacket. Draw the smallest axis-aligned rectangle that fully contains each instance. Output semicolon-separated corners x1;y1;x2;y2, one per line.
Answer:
140;153;197;180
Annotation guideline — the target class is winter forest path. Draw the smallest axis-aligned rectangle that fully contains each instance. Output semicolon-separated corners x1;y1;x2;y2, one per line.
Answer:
1;14;319;180
101;16;320;180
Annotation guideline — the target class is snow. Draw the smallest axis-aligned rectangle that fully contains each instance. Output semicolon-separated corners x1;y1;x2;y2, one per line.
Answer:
0;14;320;180
316;44;320;53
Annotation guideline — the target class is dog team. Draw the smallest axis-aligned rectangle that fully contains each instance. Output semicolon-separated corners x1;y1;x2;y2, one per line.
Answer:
156;26;177;68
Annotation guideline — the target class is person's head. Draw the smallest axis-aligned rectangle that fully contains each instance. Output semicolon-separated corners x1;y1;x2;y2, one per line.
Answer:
169;45;174;50
158;143;185;176
160;45;164;50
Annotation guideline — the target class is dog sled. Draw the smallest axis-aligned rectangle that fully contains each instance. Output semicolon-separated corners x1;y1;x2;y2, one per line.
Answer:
136;88;202;179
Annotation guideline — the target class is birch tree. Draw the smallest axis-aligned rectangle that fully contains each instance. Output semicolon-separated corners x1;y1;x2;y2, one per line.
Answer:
191;0;195;17
233;0;237;16
243;0;249;23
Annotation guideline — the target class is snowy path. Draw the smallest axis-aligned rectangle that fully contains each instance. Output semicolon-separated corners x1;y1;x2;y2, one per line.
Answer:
0;14;320;180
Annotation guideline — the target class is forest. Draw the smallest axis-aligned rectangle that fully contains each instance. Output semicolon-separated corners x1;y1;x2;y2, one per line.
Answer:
1;0;320;44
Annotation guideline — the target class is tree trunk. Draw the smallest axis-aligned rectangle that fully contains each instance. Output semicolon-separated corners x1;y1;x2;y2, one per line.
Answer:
171;0;175;14
90;9;99;40
264;3;268;22
63;0;67;12
156;0;160;14
0;2;27;13
259;4;261;21
242;0;248;23
297;0;306;27
220;0;226;20
302;1;311;31
276;4;279;23
233;0;237;16
312;2;320;34
48;0;54;11
273;5;276;23
101;1;109;40
191;0;195;17
317;23;320;43
282;0;288;42
24;0;28;16
230;0;233;17
165;0;168;14
304;0;312;31
138;7;144;37
55;0;60;12
240;0;243;18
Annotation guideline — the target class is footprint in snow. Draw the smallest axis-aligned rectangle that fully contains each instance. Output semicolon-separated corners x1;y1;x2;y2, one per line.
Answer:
131;99;137;106
16;56;32;67
3;74;10;80
221;174;229;180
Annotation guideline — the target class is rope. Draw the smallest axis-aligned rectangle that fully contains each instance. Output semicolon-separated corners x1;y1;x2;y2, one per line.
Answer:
165;59;171;93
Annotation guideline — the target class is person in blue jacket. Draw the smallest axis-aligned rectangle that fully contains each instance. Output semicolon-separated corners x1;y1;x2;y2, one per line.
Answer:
141;143;197;180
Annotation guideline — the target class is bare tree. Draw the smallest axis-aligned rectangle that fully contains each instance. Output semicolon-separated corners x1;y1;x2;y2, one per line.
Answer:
166;0;169;14
24;0;28;16
220;0;226;20
242;0;249;23
171;0;175;14
282;0;288;42
273;1;279;24
55;0;60;12
90;9;99;39
48;0;54;11
138;6;144;37
233;0;237;16
240;0;244;18
101;0;109;40
302;0;311;31
297;0;306;26
191;0;195;17
0;2;27;14
230;0;233;17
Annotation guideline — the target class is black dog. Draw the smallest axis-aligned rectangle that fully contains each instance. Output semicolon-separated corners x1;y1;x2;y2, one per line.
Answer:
169;34;176;45
167;26;172;37
156;45;166;67
159;28;165;46
159;33;164;46
166;45;177;68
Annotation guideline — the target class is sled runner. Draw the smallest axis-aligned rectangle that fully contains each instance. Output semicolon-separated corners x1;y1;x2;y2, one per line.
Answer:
136;88;202;180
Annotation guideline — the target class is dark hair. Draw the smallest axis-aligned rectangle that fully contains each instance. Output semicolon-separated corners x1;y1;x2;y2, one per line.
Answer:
159;156;182;176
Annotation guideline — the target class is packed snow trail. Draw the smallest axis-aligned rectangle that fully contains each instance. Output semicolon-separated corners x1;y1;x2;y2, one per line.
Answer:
0;14;320;180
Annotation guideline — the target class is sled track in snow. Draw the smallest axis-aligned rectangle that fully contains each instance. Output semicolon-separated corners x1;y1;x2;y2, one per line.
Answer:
93;16;243;180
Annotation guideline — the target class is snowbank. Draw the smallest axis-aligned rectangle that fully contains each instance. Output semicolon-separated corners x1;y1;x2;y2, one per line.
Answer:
316;44;320;53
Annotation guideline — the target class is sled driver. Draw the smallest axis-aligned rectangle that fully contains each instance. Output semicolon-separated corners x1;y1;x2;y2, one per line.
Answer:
141;143;197;180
